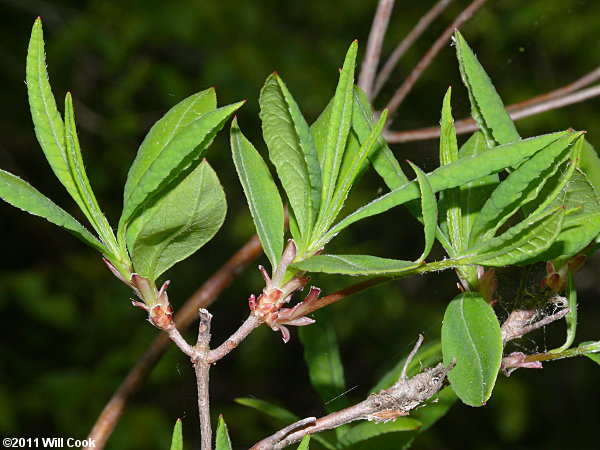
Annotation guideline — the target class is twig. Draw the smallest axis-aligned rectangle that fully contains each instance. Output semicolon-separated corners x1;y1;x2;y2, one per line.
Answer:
384;0;488;122
502;306;571;344
251;337;454;449
399;334;424;382
195;309;213;450
384;83;600;143
206;314;262;363
358;0;396;100
373;0;453;98
85;235;263;450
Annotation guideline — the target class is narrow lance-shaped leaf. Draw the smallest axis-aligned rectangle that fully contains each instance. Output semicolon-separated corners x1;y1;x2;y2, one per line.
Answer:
293;254;418;276
126;160;227;283
298;310;348;414
0;169;106;254
64;93;119;253
215;415;232;450
316;41;358;233
259;74;321;246
408;161;437;262
123;88;217;206
459;206;566;266
352;85;409;189
26;19;83;211
120;101;243;230
455;30;520;146
551;270;577;353
296;436;311;450
337;419;422;448
469;132;582;245
442;293;503;407
169;419;183;450
231;118;284;269
315;131;570;249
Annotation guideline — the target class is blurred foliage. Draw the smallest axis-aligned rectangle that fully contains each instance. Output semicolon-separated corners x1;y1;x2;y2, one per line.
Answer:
0;0;599;448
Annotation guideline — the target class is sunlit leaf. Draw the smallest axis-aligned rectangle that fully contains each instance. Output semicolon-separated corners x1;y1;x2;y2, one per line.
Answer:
337;419;421;448
215;415;232;450
126;160;227;282
296;435;311;450
551;270;577;353
442;292;502;407
230;118;284;269
455;30;519;146
293;254;417;275
407;161;437;262
169;418;183;450
0;169;105;254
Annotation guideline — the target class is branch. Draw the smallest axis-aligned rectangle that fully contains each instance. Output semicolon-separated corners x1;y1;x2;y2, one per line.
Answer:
251;336;454;449
384;83;600;143
85;235;263;450
373;0;453;98
384;0;488;121
206;314;262;363
195;309;213;450
358;0;395;100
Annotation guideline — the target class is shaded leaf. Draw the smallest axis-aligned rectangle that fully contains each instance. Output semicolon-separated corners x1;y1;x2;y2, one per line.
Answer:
298;310;347;413
230;118;284;269
455;31;519;146
407;161;437;262
120;101;243;229
126;160;226;282
551;270;577;352
260;74;321;244
442;293;503;407
337;419;421;448
0;169;105;254
169;418;183;450
215;415;232;450
580;139;600;192
293;254;417;276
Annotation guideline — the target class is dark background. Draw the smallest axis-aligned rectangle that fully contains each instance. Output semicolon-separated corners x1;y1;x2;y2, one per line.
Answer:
0;0;599;448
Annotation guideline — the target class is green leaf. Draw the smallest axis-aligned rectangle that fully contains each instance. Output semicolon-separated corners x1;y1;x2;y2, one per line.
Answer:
259;74;321;245
215;415;232;450
298;310;347;414
0;169;105;254
64;93;118;253
293;254;417;276
125;160;226;282
442;292;503;407
580;139;600;192
551;270;577;353
352;85;409;190
317;131;570;248
169;418;183;450
230;118;284;269
26;19;81;211
316;41;358;231
234;398;335;450
580;342;600;366
123;88;216;211
407;162;437;262
296;435;310;450
337;419;422;448
459;206;565;266
454;31;520;146
120;101;243;230
469;132;581;245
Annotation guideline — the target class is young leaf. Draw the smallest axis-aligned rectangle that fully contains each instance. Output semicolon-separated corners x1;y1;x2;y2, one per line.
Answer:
259;73;321;244
123;88;216;208
64;93;118;253
231;118;284;269
293;254;418;276
125;160;226;282
0;169;105;254
169;418;183;450
407;161;437;262
296;435;311;450
26;19;82;210
551;270;577;353
469;132;581;245
298;310;347;413
442;293;503;407
337;419;422;448
215;415;232;450
316;41;358;230
454;30;520;146
120;101;243;230
580;139;600;192
459;206;566;266
352;85;409;189
316;131;570;249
